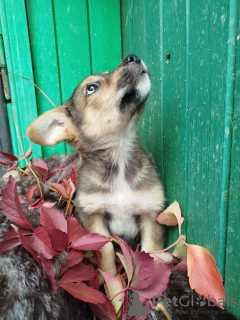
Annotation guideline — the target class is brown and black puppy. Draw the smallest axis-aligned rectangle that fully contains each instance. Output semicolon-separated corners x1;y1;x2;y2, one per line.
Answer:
27;54;165;277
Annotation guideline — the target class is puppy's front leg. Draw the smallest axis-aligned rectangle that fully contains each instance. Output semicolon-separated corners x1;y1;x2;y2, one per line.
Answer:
84;213;117;278
140;214;165;252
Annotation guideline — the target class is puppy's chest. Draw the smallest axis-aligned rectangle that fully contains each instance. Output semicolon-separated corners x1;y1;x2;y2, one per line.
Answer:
79;164;146;216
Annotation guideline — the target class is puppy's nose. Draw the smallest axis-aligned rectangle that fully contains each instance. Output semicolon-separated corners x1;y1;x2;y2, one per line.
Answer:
123;54;141;65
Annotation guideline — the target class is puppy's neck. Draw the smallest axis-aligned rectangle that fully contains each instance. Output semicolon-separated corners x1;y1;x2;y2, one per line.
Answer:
81;122;139;165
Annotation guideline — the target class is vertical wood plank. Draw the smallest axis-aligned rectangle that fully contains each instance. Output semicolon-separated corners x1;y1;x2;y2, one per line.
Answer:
186;0;230;260
0;0;42;159
225;120;240;317
88;0;122;73
224;2;240;316
26;0;66;157
53;0;91;153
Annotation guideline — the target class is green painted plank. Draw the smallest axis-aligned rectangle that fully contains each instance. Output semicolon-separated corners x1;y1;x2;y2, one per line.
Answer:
53;0;91;153
26;0;66;157
225;120;240;318
88;0;122;74
160;0;188;244
225;3;240;316
218;0;239;276
185;0;230;261
233;2;240;121
0;0;42;160
121;0;188;246
0;14;18;154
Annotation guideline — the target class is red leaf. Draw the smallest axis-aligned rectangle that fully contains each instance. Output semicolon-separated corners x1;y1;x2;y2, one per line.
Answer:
4;228;31;240
60;264;94;284
136;262;171;299
89;296;117;320
88;270;99;290
70;228;90;245
0;158;15;165
48;182;67;198
100;271;124;314
65;201;73;215
58;250;84;277
0;176;33;230
31;158;48;181
58;282;106;304
67;164;78;187
62;178;71;196
46;228;68;251
0;151;18;161
69;179;76;196
150;252;174;264
113;234;135;284
131;252;155;290
186;244;225;308
41;258;58;293
0;238;21;252
173;258;188;273
18;196;27;204
70;233;110;251
157;201;184;227
51;165;67;173
28;196;44;209
6;162;18;172
67;215;82;243
12;225;41;264
42;201;56;208
24;144;32;159
26;186;37;203
29;227;59;259
40;207;67;233
12;225;58;293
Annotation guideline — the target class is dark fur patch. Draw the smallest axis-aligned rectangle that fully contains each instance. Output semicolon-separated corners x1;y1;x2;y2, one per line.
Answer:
119;89;139;113
117;69;136;90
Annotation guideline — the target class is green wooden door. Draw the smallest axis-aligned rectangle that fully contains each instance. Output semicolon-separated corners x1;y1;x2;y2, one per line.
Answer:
122;0;240;317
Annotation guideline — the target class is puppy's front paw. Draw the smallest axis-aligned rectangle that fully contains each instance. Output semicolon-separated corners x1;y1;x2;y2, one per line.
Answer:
98;265;117;285
98;242;117;284
98;264;117;285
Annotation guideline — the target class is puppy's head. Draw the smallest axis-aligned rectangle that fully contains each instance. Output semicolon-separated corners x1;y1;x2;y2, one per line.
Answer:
27;55;151;150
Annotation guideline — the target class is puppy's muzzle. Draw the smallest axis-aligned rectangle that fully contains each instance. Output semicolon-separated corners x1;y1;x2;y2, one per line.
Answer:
117;55;151;114
122;54;149;76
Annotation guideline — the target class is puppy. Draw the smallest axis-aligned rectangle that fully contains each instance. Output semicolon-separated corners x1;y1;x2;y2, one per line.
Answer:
27;54;165;277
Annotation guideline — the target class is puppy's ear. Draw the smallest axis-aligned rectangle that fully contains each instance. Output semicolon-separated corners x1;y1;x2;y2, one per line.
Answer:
27;106;77;146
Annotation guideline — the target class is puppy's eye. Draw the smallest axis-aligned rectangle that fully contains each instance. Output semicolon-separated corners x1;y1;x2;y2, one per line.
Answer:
86;83;99;95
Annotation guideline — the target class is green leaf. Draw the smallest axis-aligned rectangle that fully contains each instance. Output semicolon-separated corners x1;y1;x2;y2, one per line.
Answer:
172;235;187;260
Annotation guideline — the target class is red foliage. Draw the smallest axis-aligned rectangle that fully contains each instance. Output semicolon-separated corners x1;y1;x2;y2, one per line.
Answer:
0;150;226;319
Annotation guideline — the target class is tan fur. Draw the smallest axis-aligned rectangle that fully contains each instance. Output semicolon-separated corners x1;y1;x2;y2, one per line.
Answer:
27;106;78;146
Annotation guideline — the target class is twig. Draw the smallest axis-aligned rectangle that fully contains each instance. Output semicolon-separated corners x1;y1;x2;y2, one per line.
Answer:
110;287;128;302
150;238;180;254
155;301;172;320
18;167;30;176
65;196;73;216
12;106;43;196
9;72;57;108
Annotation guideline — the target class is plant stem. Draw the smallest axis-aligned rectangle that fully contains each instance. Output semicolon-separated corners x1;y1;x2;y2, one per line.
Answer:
18;167;30;176
155;301;172;320
110;287;128;302
150;238;180;254
65;196;73;216
12;107;43;196
9;72;57;108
